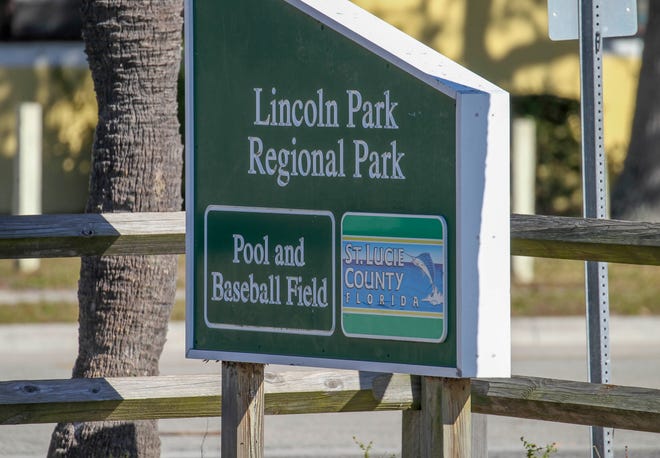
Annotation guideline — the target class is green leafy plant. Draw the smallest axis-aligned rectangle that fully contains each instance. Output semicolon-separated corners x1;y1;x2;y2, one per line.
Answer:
521;436;558;458
352;436;396;458
353;436;374;457
512;95;583;216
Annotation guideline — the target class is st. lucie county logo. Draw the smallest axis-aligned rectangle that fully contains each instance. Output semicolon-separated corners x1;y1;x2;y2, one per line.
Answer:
341;213;447;342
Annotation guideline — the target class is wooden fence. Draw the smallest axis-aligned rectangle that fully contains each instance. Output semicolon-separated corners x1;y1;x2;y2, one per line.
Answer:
1;212;660;455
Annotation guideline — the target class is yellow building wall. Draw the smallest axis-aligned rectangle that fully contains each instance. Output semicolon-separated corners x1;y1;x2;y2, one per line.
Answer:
0;66;96;213
353;0;641;171
0;1;641;213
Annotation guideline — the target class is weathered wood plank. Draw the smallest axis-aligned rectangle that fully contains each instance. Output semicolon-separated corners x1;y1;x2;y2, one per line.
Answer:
471;375;660;434
435;377;472;457
0;212;185;258
0;371;419;425
221;362;264;458
0;374;221;424
2;373;659;434
511;213;660;265
404;410;488;458
2;212;660;264
471;413;488;458
401;410;421;458
414;377;472;457
266;370;419;414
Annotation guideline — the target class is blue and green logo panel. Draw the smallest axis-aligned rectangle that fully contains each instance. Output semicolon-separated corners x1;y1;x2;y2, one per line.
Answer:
341;213;447;342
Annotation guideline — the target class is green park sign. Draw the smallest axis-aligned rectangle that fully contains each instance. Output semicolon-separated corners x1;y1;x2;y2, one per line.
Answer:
185;0;511;377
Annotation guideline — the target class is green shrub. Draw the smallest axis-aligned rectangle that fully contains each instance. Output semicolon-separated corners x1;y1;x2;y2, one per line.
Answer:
512;95;583;216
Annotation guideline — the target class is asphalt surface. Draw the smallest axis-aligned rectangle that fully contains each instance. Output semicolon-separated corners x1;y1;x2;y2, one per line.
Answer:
1;317;659;457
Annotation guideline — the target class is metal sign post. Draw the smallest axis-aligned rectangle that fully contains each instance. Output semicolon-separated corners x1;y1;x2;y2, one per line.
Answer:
550;1;637;456
578;1;613;456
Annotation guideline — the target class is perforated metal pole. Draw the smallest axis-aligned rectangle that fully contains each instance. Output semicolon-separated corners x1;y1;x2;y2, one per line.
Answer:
578;1;613;457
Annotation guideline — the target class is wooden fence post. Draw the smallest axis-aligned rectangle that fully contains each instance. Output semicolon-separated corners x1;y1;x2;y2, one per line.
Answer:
401;409;421;457
402;377;471;457
221;362;265;457
471;413;488;457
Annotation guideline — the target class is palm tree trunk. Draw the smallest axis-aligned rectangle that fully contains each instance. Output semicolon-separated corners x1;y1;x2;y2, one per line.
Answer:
48;1;183;456
611;2;660;221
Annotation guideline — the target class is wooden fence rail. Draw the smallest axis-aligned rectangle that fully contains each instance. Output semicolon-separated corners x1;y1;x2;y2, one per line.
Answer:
1;211;659;451
1;372;659;434
0;212;184;258
2;212;660;264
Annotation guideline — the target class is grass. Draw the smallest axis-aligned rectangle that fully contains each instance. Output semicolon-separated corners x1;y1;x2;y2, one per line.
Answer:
0;257;187;323
0;258;81;290
0;257;187;290
511;258;660;316
0;302;79;323
0;256;658;323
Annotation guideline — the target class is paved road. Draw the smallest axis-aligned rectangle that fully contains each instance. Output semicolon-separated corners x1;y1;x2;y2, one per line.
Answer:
1;317;659;457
